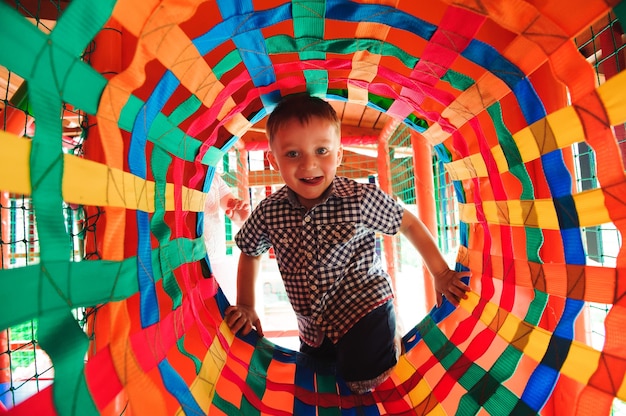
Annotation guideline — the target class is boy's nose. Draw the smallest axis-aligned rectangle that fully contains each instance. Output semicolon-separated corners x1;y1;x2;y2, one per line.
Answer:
300;154;317;169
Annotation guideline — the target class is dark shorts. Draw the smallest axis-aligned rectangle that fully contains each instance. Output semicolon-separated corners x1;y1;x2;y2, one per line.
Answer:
300;300;397;382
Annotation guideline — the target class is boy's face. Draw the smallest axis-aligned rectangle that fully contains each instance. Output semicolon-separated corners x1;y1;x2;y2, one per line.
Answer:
268;116;343;209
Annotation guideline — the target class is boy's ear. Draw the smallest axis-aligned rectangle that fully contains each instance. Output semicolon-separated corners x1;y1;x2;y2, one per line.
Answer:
336;145;344;166
267;151;280;171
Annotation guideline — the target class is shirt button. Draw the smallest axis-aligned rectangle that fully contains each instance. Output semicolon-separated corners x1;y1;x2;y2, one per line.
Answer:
316;316;323;324
304;216;311;223
306;252;313;260
310;284;317;291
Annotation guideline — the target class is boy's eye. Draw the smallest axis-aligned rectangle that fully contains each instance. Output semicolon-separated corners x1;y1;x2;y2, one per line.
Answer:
316;147;329;155
286;150;298;158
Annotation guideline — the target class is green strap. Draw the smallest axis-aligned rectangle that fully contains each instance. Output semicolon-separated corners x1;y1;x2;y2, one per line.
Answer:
316;373;341;416
49;0;116;57
241;338;275;415
168;95;203;125
38;311;99;416
293;0;328;95
202;146;226;166
0;3;106;114
151;147;184;308
0;237;207;330
151;142;205;373
119;94;204;163
267;35;419;69
486;103;544;264
28;89;67;263
214;49;244;78
419;316;534;415
20;0;119;398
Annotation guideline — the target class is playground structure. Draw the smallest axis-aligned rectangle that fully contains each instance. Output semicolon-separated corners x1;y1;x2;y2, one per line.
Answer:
1;0;626;415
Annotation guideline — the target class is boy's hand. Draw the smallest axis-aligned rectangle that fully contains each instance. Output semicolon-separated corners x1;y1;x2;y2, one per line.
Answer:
433;269;471;307
224;198;251;224
225;305;264;337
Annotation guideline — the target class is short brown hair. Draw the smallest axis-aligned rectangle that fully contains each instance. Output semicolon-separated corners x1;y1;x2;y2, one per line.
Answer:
266;93;341;143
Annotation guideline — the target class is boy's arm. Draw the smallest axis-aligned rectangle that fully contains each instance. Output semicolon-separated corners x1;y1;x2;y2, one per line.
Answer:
398;209;470;307
225;253;264;336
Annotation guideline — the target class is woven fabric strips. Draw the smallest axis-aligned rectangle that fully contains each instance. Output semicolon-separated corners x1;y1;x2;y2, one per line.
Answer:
0;0;625;414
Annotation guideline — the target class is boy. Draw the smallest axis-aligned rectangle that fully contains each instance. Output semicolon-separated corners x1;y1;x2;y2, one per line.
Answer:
225;94;470;394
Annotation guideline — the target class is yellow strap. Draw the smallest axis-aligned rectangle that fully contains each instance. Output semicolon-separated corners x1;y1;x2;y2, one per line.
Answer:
0;132;31;194
179;321;233;415
458;189;613;229
446;70;626;180
0;130;205;212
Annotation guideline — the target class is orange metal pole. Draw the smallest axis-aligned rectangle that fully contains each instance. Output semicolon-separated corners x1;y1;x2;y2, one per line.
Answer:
235;140;250;204
263;150;276;260
1;106;31;137
83;18;123;259
410;131;438;312
84;17;127;416
377;118;400;294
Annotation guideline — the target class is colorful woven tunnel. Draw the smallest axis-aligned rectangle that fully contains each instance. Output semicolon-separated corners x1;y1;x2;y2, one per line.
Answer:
1;0;626;414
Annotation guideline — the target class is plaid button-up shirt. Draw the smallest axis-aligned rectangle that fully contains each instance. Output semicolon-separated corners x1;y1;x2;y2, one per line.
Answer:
235;176;404;346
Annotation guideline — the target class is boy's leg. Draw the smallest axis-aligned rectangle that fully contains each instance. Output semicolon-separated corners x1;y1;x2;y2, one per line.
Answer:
298;336;338;375
299;336;336;360
335;300;399;394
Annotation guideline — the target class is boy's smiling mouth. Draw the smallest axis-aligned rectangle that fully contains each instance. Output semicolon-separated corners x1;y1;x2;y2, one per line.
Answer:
300;176;323;185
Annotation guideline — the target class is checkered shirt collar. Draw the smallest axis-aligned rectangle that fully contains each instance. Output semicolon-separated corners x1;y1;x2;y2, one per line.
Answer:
271;176;356;209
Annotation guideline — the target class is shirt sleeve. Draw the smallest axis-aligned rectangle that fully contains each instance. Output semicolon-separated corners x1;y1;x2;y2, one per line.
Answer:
360;183;404;235
234;201;272;256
